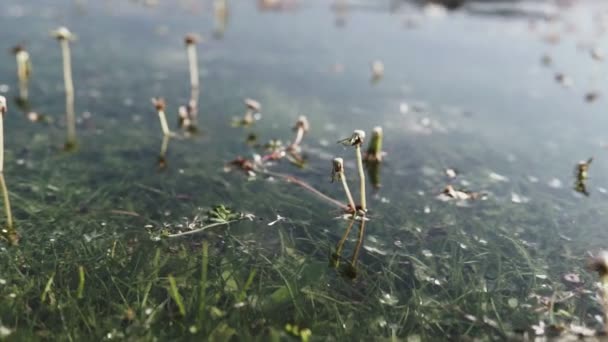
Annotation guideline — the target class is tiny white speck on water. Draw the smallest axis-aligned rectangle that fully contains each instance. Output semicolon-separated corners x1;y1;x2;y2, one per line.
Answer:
548;178;563;189
489;172;509;182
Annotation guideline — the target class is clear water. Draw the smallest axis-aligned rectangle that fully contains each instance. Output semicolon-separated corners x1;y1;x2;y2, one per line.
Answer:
1;0;608;340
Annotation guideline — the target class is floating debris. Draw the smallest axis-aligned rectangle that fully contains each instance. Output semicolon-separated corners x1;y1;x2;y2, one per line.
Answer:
489;172;509;182
585;91;599;103
370;60;384;81
548;178;563;189
445;168;457;179
591;47;604;61
554;73;572;87
510;192;529;204
437;185;481;201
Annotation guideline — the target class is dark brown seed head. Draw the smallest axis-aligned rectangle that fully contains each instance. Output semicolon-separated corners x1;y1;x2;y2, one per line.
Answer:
151;97;166;111
184;34;199;45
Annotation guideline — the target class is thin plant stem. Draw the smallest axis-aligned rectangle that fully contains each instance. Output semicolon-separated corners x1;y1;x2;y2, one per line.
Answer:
187;44;199;91
335;218;356;261
168;220;237;238
158;109;171;136
77;266;85;299
262;170;348;211
61;39;76;146
291;127;304;148
198;241;208;325
0;115;3;173
602;275;608;333
339;173;356;212
350;219;366;266
160;135;170;159
355;145;366;212
0;174;12;230
16;51;30;101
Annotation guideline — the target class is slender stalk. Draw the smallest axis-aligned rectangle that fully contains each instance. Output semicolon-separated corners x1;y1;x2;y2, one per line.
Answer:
152;98;171;136
0;174;13;230
350;218;366;266
160;135;170;159
0;111;4;174
291;116;309;147
332;158;356;212
332;218;356;268
262;169;348;211
366;126;383;162
15;49;30;101
158;110;170;136
213;0;229;38
77;266;85;299
168;220;236;238
355;144;366;212
61;39;76;146
602;275;608;333
185;36;199;91
185;35;200;129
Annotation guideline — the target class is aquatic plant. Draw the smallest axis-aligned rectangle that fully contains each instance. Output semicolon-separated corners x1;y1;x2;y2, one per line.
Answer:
331;158;356;213
151;97;171;137
339;130;367;213
0;96;5;173
288;115;309;154
213;0;229;38
183;34;200;132
574;158;592;196
185;34;200;93
52;26;77;149
0;96;16;245
364;126;384;162
158;135;170;169
12;45;31;103
242;98;261;125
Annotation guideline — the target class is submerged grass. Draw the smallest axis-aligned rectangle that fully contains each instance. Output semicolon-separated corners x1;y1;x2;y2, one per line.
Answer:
1;2;608;340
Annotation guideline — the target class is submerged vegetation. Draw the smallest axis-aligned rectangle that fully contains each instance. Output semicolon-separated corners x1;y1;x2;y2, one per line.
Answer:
2;0;608;340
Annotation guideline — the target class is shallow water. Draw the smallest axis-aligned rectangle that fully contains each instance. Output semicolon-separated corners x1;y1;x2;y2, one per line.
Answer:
1;0;608;340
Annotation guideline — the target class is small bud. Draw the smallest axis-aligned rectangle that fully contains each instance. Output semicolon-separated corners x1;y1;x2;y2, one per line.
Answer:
245;98;261;113
52;26;75;41
293;115;310;133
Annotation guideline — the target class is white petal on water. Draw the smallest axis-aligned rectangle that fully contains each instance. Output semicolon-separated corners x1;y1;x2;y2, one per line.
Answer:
548;178;563;189
511;192;530;204
489;172;509;182
528;175;539;183
422;249;433;258
400;102;410;114
424;206;431;214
